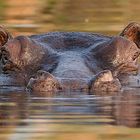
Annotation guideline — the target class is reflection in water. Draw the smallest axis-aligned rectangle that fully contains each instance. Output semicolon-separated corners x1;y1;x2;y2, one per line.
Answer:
0;90;140;140
0;0;140;140
113;90;140;128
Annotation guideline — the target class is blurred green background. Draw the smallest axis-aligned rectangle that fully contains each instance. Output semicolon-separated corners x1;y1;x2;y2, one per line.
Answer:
0;0;140;36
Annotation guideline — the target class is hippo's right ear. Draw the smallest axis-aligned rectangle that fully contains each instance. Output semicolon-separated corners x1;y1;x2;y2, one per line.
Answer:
0;26;12;47
120;22;140;48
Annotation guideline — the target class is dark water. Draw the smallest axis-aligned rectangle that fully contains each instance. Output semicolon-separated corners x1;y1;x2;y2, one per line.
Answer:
0;0;140;140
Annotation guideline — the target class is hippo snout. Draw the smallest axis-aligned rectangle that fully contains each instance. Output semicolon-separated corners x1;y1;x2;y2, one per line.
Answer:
27;70;90;92
27;70;122;92
57;78;89;91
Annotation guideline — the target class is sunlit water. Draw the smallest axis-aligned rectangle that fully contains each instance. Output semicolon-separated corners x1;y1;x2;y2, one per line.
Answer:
0;0;140;140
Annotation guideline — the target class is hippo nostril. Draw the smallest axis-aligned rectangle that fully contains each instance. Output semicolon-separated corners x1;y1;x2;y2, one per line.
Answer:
27;71;62;92
90;70;122;92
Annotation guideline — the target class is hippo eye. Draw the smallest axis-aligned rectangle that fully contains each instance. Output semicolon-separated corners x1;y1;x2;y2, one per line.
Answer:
1;50;9;63
37;70;45;77
132;52;140;60
39;72;44;76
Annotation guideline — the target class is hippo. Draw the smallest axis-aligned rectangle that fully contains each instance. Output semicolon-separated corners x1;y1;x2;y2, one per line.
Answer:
0;22;140;93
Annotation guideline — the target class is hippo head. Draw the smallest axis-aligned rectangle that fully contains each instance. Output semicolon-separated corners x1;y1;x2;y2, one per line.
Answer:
0;22;140;93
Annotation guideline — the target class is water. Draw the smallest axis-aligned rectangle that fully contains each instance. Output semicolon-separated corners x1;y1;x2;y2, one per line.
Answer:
1;90;140;140
0;0;140;140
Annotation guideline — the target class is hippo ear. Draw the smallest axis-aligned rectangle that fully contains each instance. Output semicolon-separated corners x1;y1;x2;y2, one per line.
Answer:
120;22;140;48
0;26;12;47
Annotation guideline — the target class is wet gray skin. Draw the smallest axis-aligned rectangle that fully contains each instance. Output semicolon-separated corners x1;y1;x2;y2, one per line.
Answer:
0;22;140;93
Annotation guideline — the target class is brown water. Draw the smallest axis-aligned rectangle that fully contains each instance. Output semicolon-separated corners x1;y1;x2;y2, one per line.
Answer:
0;0;140;140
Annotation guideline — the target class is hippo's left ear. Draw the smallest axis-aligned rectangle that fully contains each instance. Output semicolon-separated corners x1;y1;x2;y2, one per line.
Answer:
120;22;140;48
0;26;13;47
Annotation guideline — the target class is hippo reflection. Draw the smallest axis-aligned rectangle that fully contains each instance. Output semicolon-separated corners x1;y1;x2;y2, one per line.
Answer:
0;22;140;92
